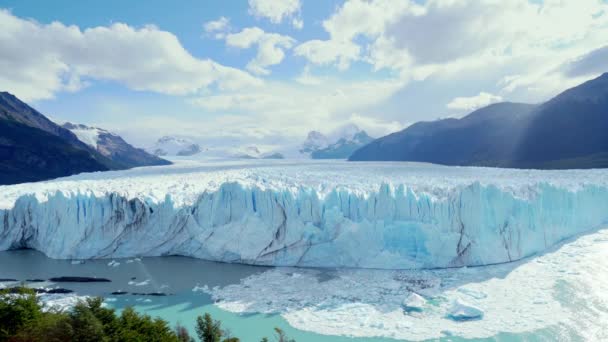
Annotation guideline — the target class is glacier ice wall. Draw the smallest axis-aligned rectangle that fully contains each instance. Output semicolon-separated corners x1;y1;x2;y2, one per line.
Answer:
2;180;608;269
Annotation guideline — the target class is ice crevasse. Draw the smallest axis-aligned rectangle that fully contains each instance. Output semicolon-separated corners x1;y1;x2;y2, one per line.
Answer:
1;160;608;269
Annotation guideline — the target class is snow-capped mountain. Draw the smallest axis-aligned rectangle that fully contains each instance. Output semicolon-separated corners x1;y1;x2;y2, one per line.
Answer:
147;136;202;156
63;122;170;168
231;145;262;159
300;131;329;154
0;92;115;185
300;124;374;159
204;145;284;159
62;123;113;149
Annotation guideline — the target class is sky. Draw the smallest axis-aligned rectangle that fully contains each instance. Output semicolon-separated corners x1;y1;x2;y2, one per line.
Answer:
1;0;608;151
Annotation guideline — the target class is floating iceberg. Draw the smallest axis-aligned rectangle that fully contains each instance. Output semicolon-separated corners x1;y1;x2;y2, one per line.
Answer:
403;292;426;312
1;159;608;269
448;298;484;321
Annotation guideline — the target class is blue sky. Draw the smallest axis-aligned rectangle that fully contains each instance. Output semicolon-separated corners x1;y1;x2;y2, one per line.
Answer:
1;0;608;151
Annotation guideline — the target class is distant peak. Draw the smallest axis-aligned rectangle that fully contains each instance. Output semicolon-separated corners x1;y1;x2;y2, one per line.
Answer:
0;91;16;98
306;131;326;139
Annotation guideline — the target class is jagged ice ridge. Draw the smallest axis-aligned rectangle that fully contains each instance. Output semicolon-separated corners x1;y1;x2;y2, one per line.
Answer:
1;160;607;269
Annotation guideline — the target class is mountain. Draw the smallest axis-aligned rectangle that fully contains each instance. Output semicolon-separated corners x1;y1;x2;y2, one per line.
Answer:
300;131;329;154
0;92;113;184
147;136;202;156
62;123;171;168
206;145;282;159
312;130;374;159
300;125;375;159
261;152;285;159
350;73;608;169
232;146;262;159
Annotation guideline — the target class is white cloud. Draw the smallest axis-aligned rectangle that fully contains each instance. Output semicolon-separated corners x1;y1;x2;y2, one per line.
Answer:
295;0;608;96
0;10;260;101
203;16;230;38
225;27;295;75
447;92;502;111
294;40;360;70
248;0;302;28
190;78;406;139
294;66;323;85
346;113;404;138
294;0;419;71
292;18;303;30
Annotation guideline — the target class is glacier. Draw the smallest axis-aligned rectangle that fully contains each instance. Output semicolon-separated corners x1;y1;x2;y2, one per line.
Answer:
1;159;608;269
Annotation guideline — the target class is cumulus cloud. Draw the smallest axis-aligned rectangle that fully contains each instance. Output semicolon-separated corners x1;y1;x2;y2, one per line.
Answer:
447;92;502;111
294;0;419;70
346;113;404;137
294;40;360;70
295;0;608;94
203;16;230;38
0;10;260;101
225;27;295;75
248;0;303;28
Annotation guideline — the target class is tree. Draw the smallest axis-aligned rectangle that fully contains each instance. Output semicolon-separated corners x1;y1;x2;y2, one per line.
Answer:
70;302;106;342
82;297;119;337
15;312;74;342
113;307;179;342
0;287;41;341
0;289;184;342
175;323;194;342
195;313;223;342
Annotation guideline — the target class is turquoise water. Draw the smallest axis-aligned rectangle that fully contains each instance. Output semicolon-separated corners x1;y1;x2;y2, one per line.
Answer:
108;291;567;342
1;228;607;342
0;250;396;341
109;292;398;342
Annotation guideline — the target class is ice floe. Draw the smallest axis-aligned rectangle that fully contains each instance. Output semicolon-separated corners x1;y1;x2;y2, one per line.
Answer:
447;298;484;321
205;228;608;340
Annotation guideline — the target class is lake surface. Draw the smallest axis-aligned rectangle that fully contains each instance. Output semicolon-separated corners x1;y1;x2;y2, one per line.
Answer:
0;249;396;341
2;227;608;341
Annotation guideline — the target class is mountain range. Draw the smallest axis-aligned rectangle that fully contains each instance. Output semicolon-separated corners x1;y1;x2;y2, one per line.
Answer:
147;136;202;157
300;124;374;159
1;72;607;186
0;92;169;185
146;137;284;159
350;73;608;169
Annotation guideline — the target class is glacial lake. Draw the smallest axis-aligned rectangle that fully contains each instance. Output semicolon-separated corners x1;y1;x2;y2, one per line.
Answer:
2;227;608;342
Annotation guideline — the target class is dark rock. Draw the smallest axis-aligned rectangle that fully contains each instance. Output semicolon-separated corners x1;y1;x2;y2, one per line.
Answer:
111;291;129;295
26;279;45;282
131;292;169;296
0;278;18;282
45;288;74;294
4;287;73;294
49;276;111;283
